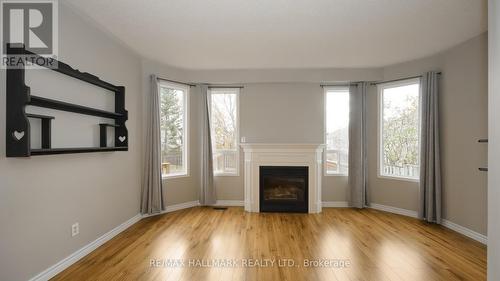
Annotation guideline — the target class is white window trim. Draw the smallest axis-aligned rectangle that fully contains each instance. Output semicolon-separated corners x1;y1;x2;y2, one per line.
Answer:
208;87;240;177
377;78;421;182
159;80;190;179
324;86;349;177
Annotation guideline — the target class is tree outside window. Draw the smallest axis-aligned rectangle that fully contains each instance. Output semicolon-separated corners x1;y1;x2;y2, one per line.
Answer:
210;88;239;175
160;83;188;177
379;80;420;180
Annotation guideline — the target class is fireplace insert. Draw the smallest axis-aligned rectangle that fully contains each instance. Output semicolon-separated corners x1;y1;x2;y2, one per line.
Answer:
259;166;308;213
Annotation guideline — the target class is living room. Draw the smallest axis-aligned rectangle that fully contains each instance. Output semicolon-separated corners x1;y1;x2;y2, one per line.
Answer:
0;1;498;280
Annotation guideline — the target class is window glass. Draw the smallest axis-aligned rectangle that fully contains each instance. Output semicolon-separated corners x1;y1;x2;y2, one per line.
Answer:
325;88;350;175
379;80;420;180
210;88;239;175
160;82;188;177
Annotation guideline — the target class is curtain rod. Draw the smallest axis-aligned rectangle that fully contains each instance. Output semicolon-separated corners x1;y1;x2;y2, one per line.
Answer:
157;76;197;87
207;85;244;89
158;72;441;88
320;82;365;87
371;72;442;86
156;77;245;88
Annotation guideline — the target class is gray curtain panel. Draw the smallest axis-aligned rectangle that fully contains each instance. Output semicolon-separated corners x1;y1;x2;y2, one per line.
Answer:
418;71;442;223
141;75;164;215
348;82;368;208
200;85;216;205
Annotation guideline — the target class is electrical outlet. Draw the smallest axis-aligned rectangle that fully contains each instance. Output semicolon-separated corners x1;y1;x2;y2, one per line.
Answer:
241;137;246;143
71;223;79;237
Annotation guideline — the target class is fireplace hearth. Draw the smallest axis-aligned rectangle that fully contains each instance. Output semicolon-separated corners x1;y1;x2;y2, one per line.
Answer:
259;166;308;213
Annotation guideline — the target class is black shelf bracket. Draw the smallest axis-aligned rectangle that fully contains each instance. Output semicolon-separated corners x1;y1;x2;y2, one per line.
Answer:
99;123;120;148
478;139;488;172
5;43;129;157
26;114;54;149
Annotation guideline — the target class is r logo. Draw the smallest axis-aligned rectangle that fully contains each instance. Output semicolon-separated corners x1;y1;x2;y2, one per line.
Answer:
1;0;58;55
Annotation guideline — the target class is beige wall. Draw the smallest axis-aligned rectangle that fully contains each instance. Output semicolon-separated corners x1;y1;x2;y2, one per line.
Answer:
237;83;349;203
368;33;488;235
441;34;488;235
236;83;354;203
240;83;324;143
0;4;143;281
488;0;500;278
187;70;382;204
185;68;383;84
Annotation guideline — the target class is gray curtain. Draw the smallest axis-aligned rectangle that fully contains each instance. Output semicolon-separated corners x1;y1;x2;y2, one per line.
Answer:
418;71;442;223
141;75;164;215
200;85;216;205
348;82;368;208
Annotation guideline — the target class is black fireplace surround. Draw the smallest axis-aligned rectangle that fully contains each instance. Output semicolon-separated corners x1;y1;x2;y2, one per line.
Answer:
259;166;308;213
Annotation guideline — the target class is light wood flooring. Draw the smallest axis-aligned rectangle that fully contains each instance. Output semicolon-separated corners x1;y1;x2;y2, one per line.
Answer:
52;207;486;281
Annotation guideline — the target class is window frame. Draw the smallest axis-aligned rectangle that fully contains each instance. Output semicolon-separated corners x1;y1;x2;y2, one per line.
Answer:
324;86;350;177
208;87;240;177
159;80;190;179
377;78;421;182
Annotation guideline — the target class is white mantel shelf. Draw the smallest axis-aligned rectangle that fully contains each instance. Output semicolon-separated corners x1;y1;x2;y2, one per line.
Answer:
240;143;325;213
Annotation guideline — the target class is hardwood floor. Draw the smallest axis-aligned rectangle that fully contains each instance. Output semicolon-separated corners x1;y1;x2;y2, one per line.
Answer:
52;207;486;281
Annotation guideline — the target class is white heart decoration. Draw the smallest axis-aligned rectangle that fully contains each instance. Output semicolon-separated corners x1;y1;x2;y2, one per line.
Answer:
13;130;25;141
119;136;126;142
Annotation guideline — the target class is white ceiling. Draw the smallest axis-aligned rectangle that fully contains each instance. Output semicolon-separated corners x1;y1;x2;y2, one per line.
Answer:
66;0;487;70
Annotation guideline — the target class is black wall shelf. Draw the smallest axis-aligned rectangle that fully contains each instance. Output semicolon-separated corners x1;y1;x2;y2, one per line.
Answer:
6;43;128;157
26;113;54;120
29;95;124;119
31;147;128;155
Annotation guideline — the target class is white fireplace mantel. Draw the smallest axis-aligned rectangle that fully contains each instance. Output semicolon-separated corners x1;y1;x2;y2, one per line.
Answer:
240;143;324;213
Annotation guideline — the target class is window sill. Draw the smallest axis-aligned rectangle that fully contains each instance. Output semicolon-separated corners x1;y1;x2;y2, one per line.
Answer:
378;174;419;183
162;173;189;180
325;173;348;177
214;173;240;177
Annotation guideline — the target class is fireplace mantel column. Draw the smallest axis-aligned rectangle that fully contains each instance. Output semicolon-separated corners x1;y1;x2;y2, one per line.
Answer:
243;150;254;212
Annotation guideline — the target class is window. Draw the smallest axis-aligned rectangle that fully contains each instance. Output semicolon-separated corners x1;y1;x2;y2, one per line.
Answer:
325;87;350;175
159;81;189;178
378;79;420;180
209;88;240;176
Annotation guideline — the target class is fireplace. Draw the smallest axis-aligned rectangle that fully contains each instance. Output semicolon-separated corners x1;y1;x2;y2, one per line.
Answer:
241;143;323;213
259;166;308;213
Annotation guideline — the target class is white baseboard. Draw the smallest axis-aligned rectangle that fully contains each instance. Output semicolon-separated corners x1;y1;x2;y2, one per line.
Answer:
31;200;201;280
165;200;200;212
213;200;244;207
442;219;487;244
29;213;142;281
322;201;349;208
142;200;200;218
369;203;418;218
369;203;487;245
